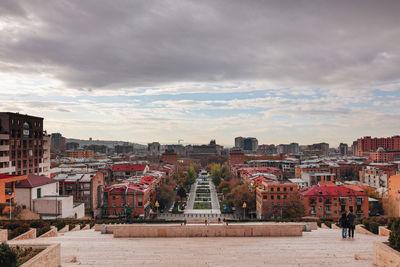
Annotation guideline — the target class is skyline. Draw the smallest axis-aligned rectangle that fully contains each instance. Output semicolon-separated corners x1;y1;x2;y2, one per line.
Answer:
1;1;400;146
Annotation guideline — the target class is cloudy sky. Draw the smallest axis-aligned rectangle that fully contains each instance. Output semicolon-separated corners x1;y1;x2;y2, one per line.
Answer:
1;0;399;147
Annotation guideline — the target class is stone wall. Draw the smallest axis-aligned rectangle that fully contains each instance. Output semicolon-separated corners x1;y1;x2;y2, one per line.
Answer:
58;225;69;233
12;228;36;241
38;227;58;238
373;242;400;267
113;223;304;238
70;225;80;231
378;226;391;236
0;229;7;242
18;244;61;267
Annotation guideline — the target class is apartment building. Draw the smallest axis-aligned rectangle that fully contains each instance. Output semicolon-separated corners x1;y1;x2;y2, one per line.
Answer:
0;112;50;176
54;171;105;217
104;174;161;217
256;181;299;219
228;147;245;165
300;172;336;186
300;185;368;219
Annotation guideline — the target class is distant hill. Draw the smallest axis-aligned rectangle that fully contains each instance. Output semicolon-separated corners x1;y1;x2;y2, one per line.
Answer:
66;138;146;149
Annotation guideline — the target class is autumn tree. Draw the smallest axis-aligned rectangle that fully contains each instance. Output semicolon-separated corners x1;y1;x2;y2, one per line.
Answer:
218;181;230;195
157;184;174;209
230;184;256;211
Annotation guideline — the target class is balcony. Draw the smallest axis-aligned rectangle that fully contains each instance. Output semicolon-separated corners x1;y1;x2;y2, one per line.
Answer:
0;156;9;162
0;145;9;151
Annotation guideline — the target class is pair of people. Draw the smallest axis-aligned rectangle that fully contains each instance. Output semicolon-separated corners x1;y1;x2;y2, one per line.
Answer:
339;210;356;239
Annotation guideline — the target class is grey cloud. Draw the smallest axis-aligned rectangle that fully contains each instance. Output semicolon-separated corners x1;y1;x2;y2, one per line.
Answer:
0;0;400;91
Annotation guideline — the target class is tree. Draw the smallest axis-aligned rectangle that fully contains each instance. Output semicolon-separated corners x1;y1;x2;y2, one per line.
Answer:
186;164;197;185
230;184;255;211
261;192;305;220
211;164;222;187
177;186;186;203
157;184;174;210
218;181;230;195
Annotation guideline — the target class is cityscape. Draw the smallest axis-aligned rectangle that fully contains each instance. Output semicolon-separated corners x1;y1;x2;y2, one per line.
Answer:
1;1;400;266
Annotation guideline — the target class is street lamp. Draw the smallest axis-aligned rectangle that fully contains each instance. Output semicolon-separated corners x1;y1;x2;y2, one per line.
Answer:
155;201;160;217
242;202;247;220
8;192;12;220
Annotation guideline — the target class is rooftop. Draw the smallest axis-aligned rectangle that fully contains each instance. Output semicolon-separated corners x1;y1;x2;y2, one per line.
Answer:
15;174;56;188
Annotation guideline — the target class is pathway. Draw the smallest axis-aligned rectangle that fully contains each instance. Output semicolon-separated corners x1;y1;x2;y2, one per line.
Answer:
8;228;387;266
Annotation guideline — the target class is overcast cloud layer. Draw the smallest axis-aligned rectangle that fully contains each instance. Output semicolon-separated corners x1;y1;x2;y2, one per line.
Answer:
0;0;399;146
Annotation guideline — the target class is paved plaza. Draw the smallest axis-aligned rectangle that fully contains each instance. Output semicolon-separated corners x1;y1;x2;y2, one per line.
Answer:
9;227;387;266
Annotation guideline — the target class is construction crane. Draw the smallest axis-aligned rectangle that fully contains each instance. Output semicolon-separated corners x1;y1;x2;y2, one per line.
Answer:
178;139;184;144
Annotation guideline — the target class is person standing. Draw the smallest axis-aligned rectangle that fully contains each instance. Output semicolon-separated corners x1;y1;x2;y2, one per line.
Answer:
339;211;348;239
347;210;356;238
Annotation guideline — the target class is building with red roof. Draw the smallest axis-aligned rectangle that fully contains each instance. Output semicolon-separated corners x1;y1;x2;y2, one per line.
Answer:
300;185;368;219
109;164;149;180
103;173;161;218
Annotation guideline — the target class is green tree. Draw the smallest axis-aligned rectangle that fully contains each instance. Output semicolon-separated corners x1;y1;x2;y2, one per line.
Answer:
186;164;197;185
211;164;222;187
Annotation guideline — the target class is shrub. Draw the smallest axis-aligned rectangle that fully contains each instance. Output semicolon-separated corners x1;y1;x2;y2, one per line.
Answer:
9;225;30;240
389;218;400;251
369;222;379;234
324;221;332;228
0;243;17;267
29;220;45;229
53;221;66;231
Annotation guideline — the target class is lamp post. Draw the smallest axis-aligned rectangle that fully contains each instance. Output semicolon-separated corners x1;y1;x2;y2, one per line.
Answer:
8;192;12;220
155;201;160;217
242;202;247;220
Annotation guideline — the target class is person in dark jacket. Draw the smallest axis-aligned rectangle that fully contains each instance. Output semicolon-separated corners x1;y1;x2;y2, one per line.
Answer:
347;210;356;238
339;212;348;239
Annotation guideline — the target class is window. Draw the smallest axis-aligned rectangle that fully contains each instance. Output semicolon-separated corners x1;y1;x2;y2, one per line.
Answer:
277;195;280;199
271;195;274;200
290;187;293;191
37;188;41;198
284;187;287;191
270;188;274;192
263;195;267;200
277;187;280;192
112;203;116;207
319;198;322;203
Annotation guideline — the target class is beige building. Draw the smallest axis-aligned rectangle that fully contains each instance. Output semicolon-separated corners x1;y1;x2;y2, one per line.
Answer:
15;174;84;219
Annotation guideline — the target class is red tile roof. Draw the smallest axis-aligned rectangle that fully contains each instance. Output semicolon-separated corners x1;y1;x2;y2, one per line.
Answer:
15;174;56;188
110;164;147;172
300;185;366;197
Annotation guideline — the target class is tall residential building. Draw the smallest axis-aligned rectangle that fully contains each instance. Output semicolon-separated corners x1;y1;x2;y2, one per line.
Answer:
0;112;50;176
356;136;400;162
148;142;161;156
338;143;348;156
234;137;244;148
50;133;66;155
277;143;299;155
234;137;258;152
